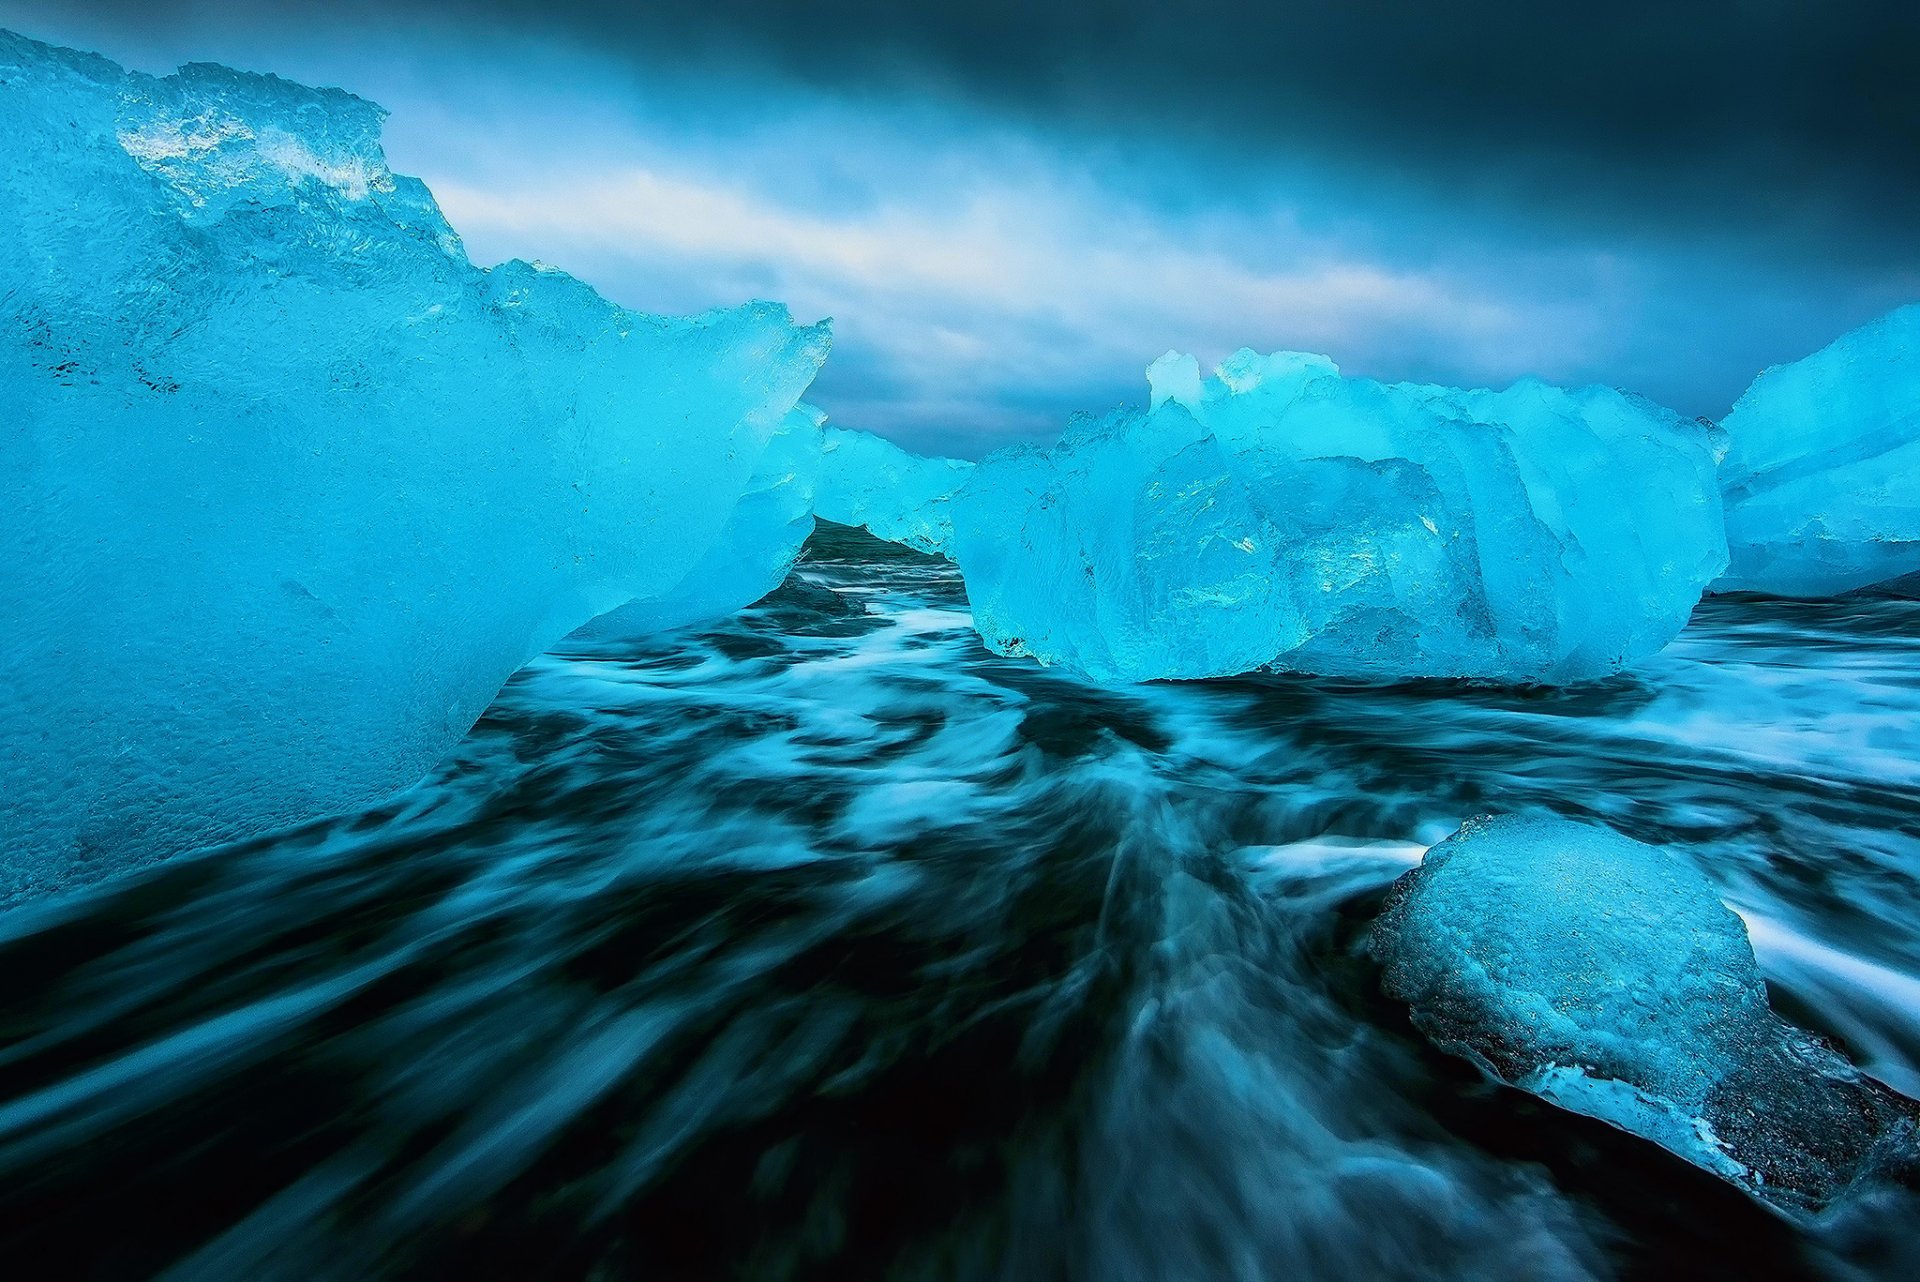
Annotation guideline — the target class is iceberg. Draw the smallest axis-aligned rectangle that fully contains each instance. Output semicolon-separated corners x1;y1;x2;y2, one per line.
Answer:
571;402;826;638
951;351;1726;683
814;426;973;557
0;31;827;900
1715;305;1920;596
1372;815;1918;1213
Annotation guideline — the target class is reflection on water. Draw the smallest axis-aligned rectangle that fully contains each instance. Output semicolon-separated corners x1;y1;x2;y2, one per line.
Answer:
2;523;1917;1278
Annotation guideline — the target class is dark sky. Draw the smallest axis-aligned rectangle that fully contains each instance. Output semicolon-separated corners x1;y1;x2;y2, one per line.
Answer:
6;0;1918;452
434;0;1920;242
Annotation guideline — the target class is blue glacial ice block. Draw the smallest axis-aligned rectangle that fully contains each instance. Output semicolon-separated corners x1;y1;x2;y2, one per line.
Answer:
815;426;974;557
1715;305;1920;597
951;351;1727;683
1372;815;1917;1213
569;402;825;638
0;31;828;900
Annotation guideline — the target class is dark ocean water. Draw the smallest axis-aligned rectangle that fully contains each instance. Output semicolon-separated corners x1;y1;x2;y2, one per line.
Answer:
3;523;1918;1280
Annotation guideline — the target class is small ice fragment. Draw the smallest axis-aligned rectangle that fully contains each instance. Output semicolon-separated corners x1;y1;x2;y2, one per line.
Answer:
1714;304;1920;597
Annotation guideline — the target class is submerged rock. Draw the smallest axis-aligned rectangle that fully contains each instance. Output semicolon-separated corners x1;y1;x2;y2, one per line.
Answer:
1716;305;1920;597
815;426;973;558
1372;815;1918;1214
0;30;827;898
952;350;1726;683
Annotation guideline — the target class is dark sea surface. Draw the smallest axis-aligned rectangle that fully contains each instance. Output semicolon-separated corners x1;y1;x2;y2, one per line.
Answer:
3;523;1918;1279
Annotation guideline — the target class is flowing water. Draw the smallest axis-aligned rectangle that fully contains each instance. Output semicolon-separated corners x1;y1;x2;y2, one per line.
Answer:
3;523;1918;1279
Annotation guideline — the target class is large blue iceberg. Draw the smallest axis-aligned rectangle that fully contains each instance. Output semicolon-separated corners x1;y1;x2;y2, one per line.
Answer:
0;32;827;900
814;426;973;557
574;402;826;638
952;351;1727;683
1716;305;1920;597
1373;815;1917;1213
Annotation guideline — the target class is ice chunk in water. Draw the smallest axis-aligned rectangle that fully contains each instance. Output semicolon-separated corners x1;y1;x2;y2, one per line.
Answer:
1716;305;1920;597
1372;815;1918;1213
562;403;825;643
952;351;1726;683
0;31;827;898
814;426;973;557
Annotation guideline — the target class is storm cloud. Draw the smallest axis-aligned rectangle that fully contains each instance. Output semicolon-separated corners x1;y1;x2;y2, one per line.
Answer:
50;1;1920;248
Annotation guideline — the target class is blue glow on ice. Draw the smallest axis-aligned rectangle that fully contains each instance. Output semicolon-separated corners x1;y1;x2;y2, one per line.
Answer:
1716;305;1920;597
1373;815;1918;1212
0;31;828;891
952;350;1727;683
814;426;973;558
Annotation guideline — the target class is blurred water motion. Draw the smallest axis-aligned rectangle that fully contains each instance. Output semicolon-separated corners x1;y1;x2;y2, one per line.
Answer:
1;524;1917;1279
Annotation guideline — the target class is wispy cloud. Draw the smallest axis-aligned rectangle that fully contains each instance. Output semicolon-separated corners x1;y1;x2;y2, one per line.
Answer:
435;166;1500;333
430;148;1544;452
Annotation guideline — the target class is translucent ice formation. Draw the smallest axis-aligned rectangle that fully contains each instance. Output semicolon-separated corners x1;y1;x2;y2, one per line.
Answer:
815;426;973;557
1716;305;1920;596
1373;815;1918;1213
952;351;1727;683
0;31;827;898
574;403;826;638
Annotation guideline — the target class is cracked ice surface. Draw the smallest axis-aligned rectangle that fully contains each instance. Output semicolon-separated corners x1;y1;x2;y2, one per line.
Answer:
0;31;827;897
953;350;1727;683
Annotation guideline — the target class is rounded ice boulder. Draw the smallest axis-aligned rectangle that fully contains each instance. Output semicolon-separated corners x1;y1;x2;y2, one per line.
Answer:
1372;815;1918;1213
